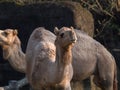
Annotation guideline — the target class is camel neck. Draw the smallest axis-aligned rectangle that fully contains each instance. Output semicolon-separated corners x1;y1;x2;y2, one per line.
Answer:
56;45;72;65
54;45;73;83
2;37;26;73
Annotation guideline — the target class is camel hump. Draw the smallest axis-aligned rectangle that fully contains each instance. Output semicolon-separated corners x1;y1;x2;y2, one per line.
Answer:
26;27;56;62
29;27;56;43
34;41;56;62
26;27;56;55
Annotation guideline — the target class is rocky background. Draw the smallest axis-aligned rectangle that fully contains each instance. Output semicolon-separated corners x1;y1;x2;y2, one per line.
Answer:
0;0;119;90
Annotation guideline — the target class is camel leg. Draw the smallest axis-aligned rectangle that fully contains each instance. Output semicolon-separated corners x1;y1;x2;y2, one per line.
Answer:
57;82;71;90
103;74;118;90
64;83;71;90
93;75;114;90
113;79;118;90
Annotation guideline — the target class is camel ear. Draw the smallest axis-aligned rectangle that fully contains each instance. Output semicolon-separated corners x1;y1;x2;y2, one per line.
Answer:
13;29;18;35
54;27;59;35
70;26;74;31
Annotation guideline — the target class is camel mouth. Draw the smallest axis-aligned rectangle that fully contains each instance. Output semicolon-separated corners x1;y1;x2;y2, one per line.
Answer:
71;39;77;43
0;39;9;46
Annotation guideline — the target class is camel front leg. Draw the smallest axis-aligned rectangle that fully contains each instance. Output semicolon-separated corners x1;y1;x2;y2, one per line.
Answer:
93;75;114;90
57;82;71;90
63;82;71;90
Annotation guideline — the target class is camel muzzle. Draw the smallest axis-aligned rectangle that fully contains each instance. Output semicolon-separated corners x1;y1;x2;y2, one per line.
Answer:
70;39;76;43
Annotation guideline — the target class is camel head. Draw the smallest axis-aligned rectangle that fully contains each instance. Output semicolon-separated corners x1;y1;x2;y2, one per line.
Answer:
0;29;18;47
54;26;77;49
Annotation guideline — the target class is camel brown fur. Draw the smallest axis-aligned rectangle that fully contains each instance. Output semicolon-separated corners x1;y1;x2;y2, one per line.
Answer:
26;27;77;90
0;29;25;73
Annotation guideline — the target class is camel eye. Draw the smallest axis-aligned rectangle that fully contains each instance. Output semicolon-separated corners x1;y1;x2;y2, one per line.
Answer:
4;32;9;36
60;33;64;38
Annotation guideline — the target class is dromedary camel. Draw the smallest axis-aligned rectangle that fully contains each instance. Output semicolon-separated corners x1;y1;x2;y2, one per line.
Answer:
26;27;77;90
0;27;117;90
0;29;27;89
26;27;117;90
0;29;25;73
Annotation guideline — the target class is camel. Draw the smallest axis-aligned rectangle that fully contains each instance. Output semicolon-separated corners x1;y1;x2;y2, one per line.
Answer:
26;27;117;90
0;29;25;73
26;27;77;90
62;27;117;90
0;29;27;89
0;27;117;90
